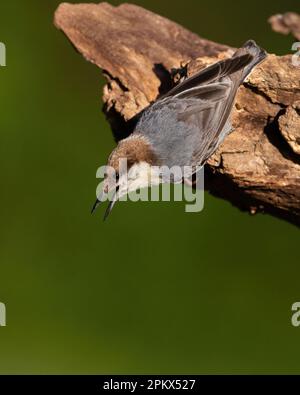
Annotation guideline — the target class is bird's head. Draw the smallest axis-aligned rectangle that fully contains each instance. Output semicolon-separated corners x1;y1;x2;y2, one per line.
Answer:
92;135;160;219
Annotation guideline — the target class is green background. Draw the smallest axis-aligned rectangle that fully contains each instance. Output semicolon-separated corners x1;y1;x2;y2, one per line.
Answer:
0;0;299;374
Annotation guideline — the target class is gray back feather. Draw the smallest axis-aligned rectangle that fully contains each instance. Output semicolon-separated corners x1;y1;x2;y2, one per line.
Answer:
135;40;267;170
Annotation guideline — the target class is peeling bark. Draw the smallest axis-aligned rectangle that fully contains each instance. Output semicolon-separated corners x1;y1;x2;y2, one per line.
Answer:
268;12;300;40
54;2;300;226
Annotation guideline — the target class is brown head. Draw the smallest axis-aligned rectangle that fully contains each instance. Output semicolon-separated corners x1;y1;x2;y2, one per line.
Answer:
92;134;160;219
108;134;157;172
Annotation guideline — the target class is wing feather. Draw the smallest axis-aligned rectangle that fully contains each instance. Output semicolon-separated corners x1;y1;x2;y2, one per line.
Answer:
157;40;267;166
136;40;267;170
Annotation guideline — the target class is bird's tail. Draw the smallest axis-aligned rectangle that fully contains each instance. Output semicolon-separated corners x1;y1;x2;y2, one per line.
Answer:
233;40;267;82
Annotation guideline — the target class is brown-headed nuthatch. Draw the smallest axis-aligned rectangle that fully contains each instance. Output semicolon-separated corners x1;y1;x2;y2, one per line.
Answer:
92;40;266;219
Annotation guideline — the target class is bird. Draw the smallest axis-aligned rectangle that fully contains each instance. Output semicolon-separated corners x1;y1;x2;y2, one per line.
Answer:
92;40;267;219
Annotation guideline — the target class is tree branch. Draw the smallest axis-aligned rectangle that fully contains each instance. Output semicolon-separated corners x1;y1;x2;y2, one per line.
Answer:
54;2;300;226
268;12;300;40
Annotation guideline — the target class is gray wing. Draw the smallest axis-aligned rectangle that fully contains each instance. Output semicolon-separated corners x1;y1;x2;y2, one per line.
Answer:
155;40;266;167
137;83;233;169
176;79;236;166
155;81;234;167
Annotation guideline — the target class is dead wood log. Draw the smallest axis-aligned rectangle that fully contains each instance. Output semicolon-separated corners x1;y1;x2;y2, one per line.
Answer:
54;2;300;226
268;12;300;40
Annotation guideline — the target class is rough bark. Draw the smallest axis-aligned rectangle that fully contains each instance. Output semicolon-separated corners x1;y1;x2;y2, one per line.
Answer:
268;12;300;40
54;2;300;226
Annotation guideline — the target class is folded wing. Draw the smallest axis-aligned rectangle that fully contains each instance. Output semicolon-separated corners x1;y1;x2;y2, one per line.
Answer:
158;40;267;167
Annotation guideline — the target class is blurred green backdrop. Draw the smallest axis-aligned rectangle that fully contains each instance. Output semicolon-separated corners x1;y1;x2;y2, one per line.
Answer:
0;0;299;374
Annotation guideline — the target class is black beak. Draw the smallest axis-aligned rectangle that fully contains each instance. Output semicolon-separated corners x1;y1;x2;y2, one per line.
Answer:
91;198;101;214
103;200;116;221
91;189;106;214
91;195;116;220
103;184;119;220
91;184;118;220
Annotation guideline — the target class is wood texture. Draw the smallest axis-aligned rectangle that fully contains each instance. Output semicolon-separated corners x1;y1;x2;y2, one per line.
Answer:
268;12;300;40
54;2;300;225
